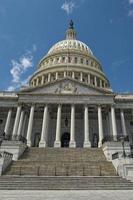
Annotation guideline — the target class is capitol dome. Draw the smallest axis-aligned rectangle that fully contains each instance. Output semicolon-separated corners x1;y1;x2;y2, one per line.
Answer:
29;20;111;92
47;39;93;56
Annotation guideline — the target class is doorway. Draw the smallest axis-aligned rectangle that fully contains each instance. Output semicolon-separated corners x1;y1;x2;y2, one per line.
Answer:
92;133;98;148
34;133;40;147
61;132;70;147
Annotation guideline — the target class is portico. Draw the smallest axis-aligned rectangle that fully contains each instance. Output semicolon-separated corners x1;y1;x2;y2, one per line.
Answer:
1;100;131;148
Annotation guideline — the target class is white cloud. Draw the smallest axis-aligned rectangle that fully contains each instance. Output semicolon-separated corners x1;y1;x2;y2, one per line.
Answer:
10;55;33;83
128;9;133;16
7;86;15;92
7;46;36;91
129;0;133;4
61;1;75;15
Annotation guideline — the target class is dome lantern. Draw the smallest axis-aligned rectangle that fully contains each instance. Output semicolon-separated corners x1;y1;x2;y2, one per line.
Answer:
65;20;76;40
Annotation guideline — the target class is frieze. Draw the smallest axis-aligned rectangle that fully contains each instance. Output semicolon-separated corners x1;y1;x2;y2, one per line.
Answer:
18;94;114;105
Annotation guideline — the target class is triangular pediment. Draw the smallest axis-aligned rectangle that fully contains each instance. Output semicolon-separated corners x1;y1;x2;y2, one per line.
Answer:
19;78;112;95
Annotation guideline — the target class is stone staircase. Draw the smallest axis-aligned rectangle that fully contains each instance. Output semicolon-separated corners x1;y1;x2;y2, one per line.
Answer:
0;176;133;190
1;147;133;190
4;148;116;176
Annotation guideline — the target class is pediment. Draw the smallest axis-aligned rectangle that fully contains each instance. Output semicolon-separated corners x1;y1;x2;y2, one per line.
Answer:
19;78;111;95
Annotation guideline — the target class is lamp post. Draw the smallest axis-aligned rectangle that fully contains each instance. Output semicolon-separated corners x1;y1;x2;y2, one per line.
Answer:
120;136;126;158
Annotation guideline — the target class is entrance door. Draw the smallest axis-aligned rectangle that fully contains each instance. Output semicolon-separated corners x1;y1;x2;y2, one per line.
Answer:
92;133;98;148
61;132;70;147
34;133;40;147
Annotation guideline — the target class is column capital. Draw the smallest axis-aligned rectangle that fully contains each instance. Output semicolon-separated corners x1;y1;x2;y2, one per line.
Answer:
110;103;116;108
17;103;23;107
84;104;88;108
97;104;101;107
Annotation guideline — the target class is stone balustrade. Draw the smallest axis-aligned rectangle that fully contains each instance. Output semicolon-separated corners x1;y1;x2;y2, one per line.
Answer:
0;151;13;175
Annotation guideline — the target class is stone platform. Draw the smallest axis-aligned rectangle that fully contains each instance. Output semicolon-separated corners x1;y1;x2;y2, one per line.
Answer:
0;190;133;200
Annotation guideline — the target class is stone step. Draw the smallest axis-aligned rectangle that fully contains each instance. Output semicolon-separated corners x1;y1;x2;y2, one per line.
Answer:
4;147;116;176
20;148;106;162
0;176;133;190
5;162;116;176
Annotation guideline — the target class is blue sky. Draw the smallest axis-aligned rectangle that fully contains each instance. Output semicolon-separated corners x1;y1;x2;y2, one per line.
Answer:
0;0;133;93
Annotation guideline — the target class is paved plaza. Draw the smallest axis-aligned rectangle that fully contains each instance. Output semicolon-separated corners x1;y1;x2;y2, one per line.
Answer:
0;190;133;200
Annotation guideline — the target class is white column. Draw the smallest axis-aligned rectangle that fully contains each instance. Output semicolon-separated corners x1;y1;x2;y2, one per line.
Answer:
54;105;62;147
12;105;21;140
111;106;117;141
64;71;67;77
88;74;90;84
94;76;97;87
55;72;58;80
27;105;35;147
84;105;91;147
39;105;48;147
120;109;127;137
4;109;12;138
98;106;104;147
69;104;76;147
17;110;25;140
48;73;51;82
80;72;83;82
41;75;44;85
72;72;75;79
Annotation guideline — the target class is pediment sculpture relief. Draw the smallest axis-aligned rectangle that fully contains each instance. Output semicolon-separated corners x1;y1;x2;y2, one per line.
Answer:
55;82;77;94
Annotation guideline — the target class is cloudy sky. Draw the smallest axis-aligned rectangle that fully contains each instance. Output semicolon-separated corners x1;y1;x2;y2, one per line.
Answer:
0;0;133;92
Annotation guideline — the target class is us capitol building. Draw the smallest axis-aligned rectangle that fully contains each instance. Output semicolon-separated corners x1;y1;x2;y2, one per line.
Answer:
0;20;133;150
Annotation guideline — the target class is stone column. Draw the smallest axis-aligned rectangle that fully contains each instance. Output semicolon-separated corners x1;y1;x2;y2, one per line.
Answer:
88;74;90;84
80;72;83;82
54;105;62;147
27;105;35;147
98;106;104;147
17;110;25;140
84;105;91;147
94;76;97;87
12;105;22;140
48;73;51;82
120;109;127;137
55;72;58;80
4;109;12;138
72;72;75;79
111;106;117;141
41;75;44;85
64;71;67;77
69;104;76;148
39;105;48;147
